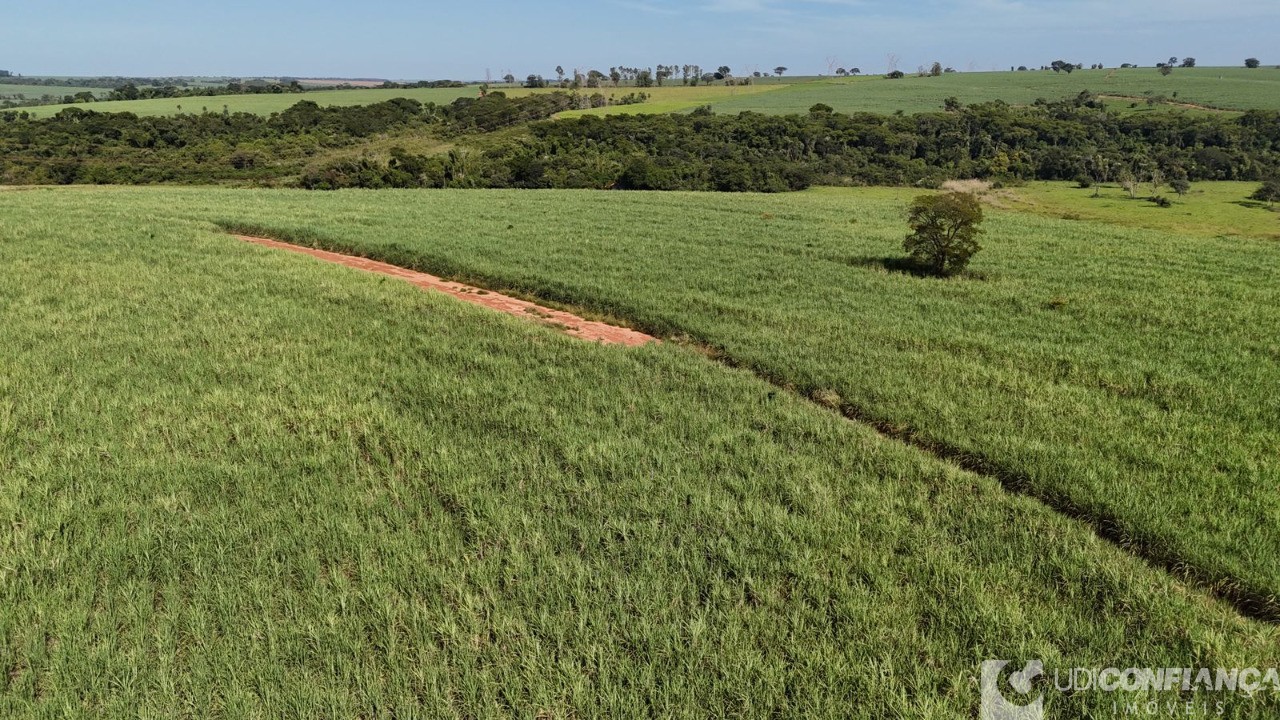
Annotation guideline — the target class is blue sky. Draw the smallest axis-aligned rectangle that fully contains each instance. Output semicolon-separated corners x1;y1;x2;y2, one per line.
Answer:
7;0;1278;79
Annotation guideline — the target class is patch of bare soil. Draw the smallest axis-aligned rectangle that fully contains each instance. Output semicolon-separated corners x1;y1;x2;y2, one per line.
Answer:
236;235;657;347
940;179;994;195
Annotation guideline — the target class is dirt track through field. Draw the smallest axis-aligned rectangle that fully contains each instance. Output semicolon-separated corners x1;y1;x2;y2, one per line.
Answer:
236;235;657;347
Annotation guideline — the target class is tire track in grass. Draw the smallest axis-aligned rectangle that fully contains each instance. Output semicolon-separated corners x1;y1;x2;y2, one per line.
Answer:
225;227;1278;624
689;343;1280;625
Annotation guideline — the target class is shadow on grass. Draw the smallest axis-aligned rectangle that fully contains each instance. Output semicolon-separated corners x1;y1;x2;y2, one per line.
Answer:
1232;200;1276;212
845;255;989;281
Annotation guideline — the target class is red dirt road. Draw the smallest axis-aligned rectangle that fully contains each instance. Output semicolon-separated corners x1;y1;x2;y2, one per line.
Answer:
236;235;658;347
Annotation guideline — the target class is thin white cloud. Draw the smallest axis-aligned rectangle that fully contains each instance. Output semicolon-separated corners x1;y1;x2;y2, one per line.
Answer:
609;0;681;15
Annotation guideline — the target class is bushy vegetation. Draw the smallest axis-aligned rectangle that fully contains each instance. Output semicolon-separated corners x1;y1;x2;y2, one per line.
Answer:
7;84;1280;192
2;188;1278;718
0;93;573;185
903;191;984;276
305;97;1280;191
1252;177;1280;205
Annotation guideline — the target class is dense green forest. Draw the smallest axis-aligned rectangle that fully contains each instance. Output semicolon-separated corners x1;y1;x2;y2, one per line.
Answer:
2;90;1277;190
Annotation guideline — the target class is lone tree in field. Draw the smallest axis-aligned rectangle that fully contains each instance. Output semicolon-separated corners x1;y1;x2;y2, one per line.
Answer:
774;66;788;76
903;192;985;277
1245;58;1261;69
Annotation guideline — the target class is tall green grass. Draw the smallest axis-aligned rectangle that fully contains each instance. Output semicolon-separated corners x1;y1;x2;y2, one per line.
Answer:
71;184;1278;615
1;188;1278;717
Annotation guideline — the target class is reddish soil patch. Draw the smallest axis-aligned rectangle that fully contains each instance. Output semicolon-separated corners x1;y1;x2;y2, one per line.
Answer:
236;235;657;347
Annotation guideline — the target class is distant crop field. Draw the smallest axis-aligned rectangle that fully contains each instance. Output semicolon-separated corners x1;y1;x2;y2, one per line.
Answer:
0;83;103;101
2;185;1277;717
15;86;484;118
16;67;1279;120
706;67;1280;115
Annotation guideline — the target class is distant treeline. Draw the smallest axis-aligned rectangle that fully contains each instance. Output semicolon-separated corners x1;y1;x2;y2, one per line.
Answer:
100;79;469;100
0;75;221;89
376;80;467;89
0;81;315;111
0;76;469;110
0;94;574;185
2;91;1278;190
104;81;308;101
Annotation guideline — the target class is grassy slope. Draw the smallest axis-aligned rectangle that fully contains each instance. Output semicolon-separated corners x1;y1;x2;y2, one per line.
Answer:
1006;181;1280;240
706;67;1280;115
1;188;1277;717
90;184;1279;610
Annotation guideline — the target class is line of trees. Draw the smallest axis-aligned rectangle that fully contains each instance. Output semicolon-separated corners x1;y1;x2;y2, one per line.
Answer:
0;78;473;112
0;74;220;89
0;93;577;185
503;56;1273;86
297;93;1280;192
501;62;814;90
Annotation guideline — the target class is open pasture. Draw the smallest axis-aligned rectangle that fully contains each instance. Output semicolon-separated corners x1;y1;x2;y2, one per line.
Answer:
1006;181;1280;240
1;186;1278;717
